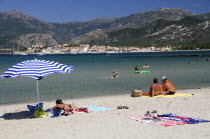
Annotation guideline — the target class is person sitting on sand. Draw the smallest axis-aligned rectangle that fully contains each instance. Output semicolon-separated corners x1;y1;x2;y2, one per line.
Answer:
53;99;90;114
142;78;166;97
162;76;176;95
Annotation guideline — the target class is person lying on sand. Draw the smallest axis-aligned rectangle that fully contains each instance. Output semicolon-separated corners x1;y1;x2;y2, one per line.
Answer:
53;99;90;114
142;78;166;97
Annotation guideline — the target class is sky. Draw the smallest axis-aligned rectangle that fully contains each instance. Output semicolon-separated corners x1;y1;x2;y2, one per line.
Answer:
0;0;210;23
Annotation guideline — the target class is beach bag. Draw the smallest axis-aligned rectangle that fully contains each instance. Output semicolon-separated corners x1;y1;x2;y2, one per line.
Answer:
131;90;142;97
27;103;43;115
34;107;48;118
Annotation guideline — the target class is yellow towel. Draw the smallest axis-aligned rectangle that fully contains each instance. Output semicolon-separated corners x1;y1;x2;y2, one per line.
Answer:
144;94;194;98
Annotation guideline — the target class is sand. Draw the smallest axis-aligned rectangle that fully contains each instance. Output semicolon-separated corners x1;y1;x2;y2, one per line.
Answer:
0;88;210;139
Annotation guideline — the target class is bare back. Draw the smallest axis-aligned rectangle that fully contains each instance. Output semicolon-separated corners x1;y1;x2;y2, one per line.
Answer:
54;104;72;111
150;83;165;97
162;80;176;92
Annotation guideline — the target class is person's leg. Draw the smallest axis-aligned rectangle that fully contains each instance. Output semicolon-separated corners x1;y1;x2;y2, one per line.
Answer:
142;92;150;96
64;105;76;114
68;104;90;113
68;104;79;113
78;107;91;113
159;91;166;96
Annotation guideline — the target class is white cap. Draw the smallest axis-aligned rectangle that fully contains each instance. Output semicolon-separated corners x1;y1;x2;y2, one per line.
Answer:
162;76;167;80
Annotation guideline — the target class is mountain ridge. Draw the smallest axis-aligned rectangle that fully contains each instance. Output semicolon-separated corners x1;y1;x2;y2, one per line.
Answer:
0;8;210;49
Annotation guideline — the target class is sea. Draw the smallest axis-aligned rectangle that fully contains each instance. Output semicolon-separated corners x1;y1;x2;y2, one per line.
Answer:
1;50;210;104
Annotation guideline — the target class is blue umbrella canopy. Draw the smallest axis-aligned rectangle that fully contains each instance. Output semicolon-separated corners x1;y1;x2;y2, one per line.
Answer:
1;58;74;104
1;58;74;79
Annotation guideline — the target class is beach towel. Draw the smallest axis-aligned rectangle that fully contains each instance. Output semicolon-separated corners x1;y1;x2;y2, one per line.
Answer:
46;106;114;117
131;114;209;127
46;108;64;118
131;116;191;126
131;116;166;125
144;94;194;98
27;103;43;115
158;113;210;124
87;106;115;112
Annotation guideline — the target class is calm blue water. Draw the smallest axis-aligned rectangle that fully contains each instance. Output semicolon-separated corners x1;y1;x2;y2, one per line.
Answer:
1;51;210;104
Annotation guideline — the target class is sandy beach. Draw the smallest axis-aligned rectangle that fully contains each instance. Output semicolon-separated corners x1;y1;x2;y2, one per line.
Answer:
0;88;210;139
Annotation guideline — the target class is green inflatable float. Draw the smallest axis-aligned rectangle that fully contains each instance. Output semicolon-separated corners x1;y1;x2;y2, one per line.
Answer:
134;70;151;74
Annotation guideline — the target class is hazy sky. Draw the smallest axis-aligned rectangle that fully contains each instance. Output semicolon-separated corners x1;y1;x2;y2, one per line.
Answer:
0;0;209;23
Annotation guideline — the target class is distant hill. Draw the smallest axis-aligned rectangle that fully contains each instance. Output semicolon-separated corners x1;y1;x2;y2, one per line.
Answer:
106;8;195;30
0;8;210;49
73;16;210;48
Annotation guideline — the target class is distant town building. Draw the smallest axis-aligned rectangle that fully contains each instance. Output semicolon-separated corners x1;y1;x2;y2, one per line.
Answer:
5;43;174;54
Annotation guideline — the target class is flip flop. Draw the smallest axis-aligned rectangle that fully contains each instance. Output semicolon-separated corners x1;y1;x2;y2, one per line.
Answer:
117;106;123;109
123;106;129;109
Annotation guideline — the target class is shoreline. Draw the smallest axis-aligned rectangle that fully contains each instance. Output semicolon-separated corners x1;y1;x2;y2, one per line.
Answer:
0;87;208;106
1;49;210;56
1;88;210;139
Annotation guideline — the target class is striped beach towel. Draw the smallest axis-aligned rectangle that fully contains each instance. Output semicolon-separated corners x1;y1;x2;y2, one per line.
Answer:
131;114;209;126
131;116;186;126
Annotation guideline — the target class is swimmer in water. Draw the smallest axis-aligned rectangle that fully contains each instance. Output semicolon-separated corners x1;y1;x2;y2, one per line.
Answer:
107;74;118;79
143;64;150;68
135;66;141;71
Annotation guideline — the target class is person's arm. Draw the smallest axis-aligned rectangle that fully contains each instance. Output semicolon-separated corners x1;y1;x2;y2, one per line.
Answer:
160;84;166;96
162;83;166;91
151;85;155;97
53;105;57;110
163;83;171;92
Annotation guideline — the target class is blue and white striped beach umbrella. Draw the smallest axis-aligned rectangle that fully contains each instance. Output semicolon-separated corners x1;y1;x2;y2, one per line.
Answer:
1;58;74;104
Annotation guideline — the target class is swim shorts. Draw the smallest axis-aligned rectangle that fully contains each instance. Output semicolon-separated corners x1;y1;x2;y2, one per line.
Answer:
166;91;175;95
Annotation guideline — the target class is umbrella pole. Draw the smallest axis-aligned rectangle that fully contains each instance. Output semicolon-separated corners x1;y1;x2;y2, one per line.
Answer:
37;80;40;106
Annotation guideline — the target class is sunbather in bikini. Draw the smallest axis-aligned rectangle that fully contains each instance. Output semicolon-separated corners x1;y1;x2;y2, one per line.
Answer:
142;78;166;97
53;99;90;114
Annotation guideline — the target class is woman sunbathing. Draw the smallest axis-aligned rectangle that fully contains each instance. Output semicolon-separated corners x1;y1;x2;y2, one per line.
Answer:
53;99;90;114
142;78;166;97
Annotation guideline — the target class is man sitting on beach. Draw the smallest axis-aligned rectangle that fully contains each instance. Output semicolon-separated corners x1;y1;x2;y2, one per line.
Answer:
142;78;166;97
162;76;176;95
53;99;90;114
